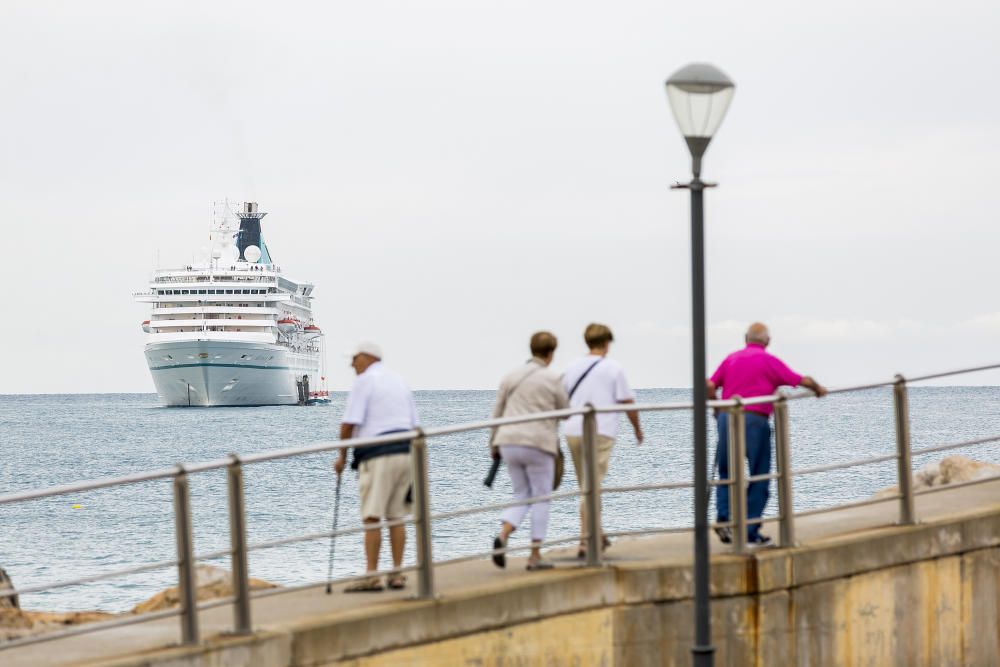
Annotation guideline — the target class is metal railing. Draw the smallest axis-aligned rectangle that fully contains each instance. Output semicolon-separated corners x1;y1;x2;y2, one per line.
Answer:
3;363;1000;651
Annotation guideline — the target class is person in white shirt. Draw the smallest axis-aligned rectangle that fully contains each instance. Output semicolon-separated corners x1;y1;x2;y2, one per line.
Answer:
562;323;643;558
334;342;419;592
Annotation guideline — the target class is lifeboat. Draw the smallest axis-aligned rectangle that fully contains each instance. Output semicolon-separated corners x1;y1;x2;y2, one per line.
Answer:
277;317;298;334
303;324;322;339
141;320;152;333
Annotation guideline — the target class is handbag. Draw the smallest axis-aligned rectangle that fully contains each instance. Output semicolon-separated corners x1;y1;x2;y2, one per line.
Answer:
553;449;565;490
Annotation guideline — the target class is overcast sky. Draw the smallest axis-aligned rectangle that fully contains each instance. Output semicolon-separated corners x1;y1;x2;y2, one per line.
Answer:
2;1;999;393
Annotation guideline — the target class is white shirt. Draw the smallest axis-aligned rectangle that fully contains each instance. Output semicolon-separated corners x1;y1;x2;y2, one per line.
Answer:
342;362;419;438
562;355;635;438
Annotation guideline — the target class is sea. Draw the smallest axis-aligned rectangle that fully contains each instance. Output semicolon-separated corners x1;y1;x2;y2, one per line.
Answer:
2;387;1000;613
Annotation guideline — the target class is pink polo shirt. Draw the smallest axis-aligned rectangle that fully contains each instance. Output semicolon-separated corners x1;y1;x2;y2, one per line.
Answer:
709;343;803;416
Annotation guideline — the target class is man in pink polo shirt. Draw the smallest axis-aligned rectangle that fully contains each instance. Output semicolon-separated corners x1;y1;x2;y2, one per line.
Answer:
707;322;827;546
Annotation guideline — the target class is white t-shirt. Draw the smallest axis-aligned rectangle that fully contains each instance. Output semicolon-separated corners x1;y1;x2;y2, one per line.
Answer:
342;362;419;438
562;355;635;438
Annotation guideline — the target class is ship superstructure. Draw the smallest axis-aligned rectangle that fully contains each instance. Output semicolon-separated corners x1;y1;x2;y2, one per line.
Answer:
134;202;323;406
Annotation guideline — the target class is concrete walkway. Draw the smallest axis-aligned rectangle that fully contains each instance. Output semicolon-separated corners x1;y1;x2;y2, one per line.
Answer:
5;478;1000;667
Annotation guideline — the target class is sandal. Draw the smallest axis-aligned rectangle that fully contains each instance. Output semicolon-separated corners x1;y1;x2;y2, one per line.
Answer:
526;559;554;571
344;576;384;593
386;574;406;590
492;536;507;569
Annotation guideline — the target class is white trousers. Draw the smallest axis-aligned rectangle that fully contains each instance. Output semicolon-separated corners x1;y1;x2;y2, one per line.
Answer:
499;445;555;542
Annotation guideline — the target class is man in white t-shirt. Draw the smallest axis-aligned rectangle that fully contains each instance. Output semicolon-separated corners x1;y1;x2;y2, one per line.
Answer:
333;342;419;592
562;323;643;558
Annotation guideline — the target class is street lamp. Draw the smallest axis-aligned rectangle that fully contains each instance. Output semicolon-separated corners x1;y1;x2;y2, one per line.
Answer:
664;62;735;667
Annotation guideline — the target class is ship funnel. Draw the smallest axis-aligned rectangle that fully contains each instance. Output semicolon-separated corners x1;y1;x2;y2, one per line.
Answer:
236;202;271;263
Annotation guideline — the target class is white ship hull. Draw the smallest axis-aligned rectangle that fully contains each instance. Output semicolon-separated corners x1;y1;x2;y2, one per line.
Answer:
145;340;320;407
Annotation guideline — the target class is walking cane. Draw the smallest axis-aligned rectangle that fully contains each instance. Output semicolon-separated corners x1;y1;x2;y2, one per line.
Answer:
325;473;343;594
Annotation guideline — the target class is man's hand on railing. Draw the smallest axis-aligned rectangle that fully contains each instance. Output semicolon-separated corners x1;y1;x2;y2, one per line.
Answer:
801;376;828;398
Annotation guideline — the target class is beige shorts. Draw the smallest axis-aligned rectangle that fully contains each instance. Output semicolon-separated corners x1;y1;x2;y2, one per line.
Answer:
565;435;616;487
358;453;412;520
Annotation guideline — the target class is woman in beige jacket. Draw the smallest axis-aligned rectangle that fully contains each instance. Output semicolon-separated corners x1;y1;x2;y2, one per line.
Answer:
490;331;570;570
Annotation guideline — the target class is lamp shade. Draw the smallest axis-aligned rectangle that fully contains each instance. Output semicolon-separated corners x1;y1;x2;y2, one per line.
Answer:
665;63;735;140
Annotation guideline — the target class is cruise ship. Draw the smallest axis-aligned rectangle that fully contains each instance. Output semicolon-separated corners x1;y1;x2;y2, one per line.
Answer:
134;202;324;407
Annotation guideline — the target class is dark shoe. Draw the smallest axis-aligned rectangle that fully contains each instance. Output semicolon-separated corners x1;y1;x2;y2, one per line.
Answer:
492;536;507;568
748;533;773;547
526;559;554;571
602;536;612;551
576;545;586;560
714;526;732;544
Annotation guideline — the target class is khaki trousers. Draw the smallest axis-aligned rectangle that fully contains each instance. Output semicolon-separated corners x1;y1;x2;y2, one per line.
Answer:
565;435;615;544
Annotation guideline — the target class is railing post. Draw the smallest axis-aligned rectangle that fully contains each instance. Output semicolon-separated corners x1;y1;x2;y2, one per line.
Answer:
729;401;747;554
773;398;796;547
893;375;916;525
410;431;435;599
172;466;200;645
227;455;252;634
582;406;602;567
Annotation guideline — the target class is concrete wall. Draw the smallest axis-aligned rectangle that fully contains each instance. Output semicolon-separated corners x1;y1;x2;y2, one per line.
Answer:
294;511;1000;666
90;508;1000;667
331;548;999;667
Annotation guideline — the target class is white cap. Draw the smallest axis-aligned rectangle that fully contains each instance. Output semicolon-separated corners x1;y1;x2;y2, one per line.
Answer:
348;341;383;360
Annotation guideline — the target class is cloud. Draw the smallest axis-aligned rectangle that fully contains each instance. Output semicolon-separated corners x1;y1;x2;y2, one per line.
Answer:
957;313;1000;335
775;316;923;342
624;316;924;343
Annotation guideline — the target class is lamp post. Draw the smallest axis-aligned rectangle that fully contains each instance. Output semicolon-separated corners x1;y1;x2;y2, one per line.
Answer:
664;62;735;667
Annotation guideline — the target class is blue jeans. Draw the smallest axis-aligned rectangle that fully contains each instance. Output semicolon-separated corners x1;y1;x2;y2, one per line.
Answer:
715;411;771;539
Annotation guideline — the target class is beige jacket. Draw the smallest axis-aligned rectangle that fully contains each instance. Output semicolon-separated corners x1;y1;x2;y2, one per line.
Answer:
490;358;570;456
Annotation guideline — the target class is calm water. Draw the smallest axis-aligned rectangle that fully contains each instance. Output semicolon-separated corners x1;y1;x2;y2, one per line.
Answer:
2;387;999;612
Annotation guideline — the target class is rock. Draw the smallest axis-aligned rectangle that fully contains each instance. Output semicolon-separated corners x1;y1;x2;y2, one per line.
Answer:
914;461;942;489
130;564;278;614
911;455;1000;490
0;567;117;641
0;567;18;610
873;455;1000;499
0;564;278;642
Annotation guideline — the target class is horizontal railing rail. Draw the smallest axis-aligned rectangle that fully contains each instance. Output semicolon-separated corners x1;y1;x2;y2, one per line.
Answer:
4;362;1000;651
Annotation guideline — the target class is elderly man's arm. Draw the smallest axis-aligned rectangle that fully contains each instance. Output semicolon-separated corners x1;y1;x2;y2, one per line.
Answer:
333;423;355;476
799;376;828;397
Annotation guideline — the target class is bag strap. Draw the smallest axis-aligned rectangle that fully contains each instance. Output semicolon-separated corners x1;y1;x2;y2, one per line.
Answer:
568;358;603;400
490;362;544;446
502;362;544;413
